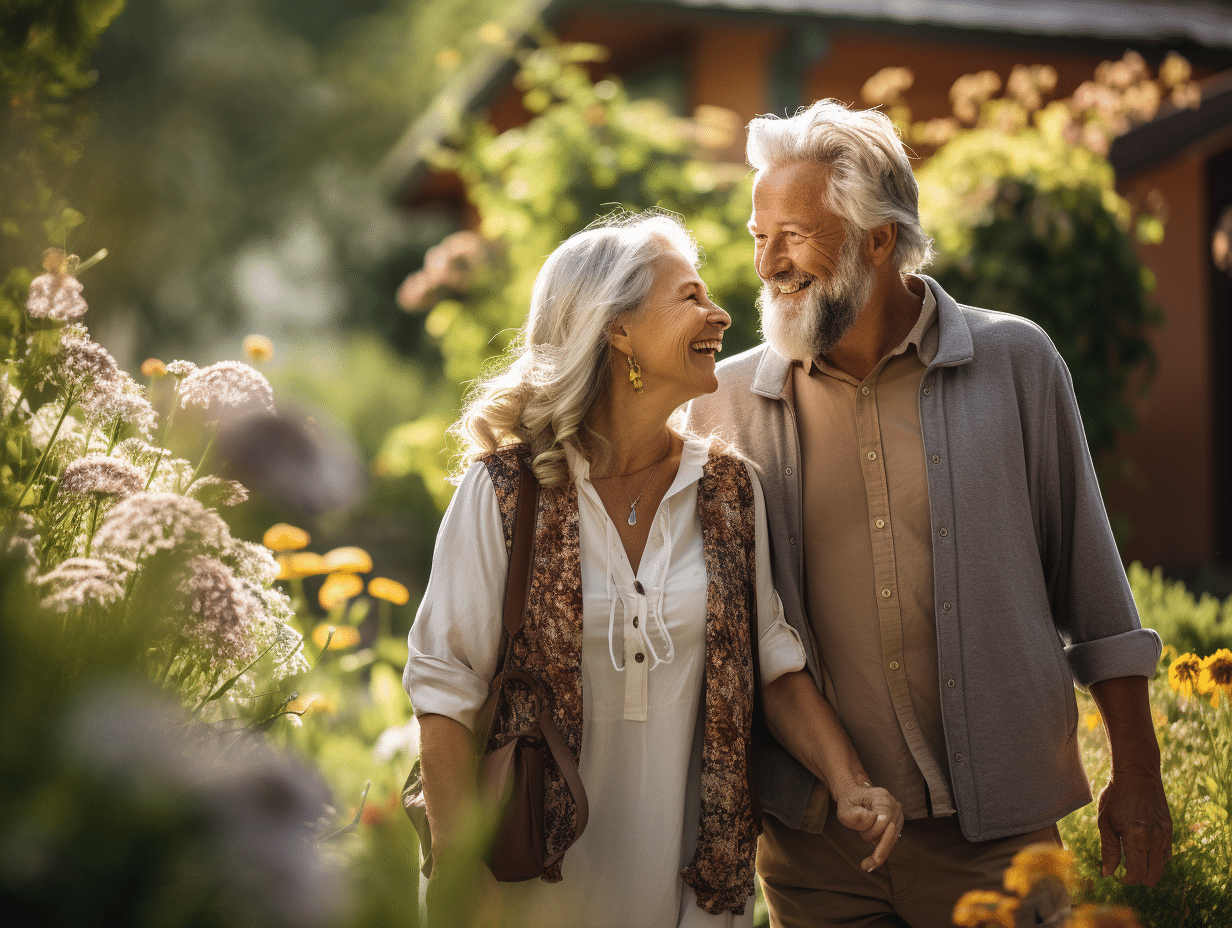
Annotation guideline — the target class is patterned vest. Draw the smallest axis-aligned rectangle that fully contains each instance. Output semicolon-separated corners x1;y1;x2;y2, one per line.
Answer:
482;443;760;915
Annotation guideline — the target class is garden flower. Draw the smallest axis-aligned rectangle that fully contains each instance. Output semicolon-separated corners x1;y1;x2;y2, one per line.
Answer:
183;555;258;663
1002;843;1077;896
1198;648;1232;706
25;272;88;323
263;522;310;552
141;358;167;377
92;492;231;561
59;454;145;499
178;360;275;421
312;621;361;650
1169;652;1203;698
166;360;197;379
243;334;274;362
79;370;158;437
952;889;1016;928
53;326;120;393
374;717;421;761
318;572;363;610
276;551;329;580
322;546;373;574
186;475;249;507
369;577;409;605
1068;904;1142;928
39;557;127;611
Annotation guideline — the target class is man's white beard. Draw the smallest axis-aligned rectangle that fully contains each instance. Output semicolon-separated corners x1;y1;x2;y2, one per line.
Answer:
759;236;875;363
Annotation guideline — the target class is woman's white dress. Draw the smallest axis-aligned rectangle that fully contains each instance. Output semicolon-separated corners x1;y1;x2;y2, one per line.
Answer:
404;439;807;928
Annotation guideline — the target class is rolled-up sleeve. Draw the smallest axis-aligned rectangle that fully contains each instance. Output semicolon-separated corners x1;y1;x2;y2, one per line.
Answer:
747;461;807;684
403;462;507;732
1042;350;1162;686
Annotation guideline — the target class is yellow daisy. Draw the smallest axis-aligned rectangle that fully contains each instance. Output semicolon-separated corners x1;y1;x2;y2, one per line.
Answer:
319;572;364;610
1002;843;1077;897
1198;648;1232;707
1168;652;1203;698
323;546;373;574
369;577;410;605
264;522;310;552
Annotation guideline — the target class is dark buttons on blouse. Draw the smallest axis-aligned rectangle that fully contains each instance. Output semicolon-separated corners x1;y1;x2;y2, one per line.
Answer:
634;580;644;594
635;652;645;663
632;617;639;628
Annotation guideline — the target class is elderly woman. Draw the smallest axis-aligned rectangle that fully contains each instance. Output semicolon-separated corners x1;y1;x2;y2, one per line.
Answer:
403;212;902;928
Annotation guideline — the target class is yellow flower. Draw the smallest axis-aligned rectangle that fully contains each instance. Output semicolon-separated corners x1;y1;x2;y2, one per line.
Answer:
369;577;410;605
1198;648;1232;707
264;522;310;552
319;572;364;610
1084;710;1101;731
312;622;361;650
952;890;1011;927
1002;843;1077;897
243;334;274;362
1168;652;1203;698
1069;903;1142;928
141;358;167;377
287;692;335;715
275;551;329;580
322;546;373;574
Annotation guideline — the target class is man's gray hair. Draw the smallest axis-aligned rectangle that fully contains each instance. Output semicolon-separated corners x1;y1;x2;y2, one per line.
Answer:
747;99;934;274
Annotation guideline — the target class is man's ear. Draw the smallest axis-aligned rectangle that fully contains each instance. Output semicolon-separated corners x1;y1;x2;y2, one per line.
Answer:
865;221;898;267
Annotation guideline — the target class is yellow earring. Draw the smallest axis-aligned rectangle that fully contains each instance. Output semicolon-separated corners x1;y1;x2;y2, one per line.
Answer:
627;354;643;394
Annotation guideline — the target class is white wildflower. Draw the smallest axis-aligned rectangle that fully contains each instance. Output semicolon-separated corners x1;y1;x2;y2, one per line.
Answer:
92;492;231;561
40;556;128;611
179;361;275;421
26;273;88;323
59;454;146;499
374;717;421;762
187;475;249;508
183;555;258;663
1;513;41;581
79;370;158;437
166;360;197;379
113;437;164;468
222;539;280;588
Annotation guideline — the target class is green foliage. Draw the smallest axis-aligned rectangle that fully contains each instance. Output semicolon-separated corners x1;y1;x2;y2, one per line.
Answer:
380;40;760;506
918;125;1160;460
1131;562;1232;660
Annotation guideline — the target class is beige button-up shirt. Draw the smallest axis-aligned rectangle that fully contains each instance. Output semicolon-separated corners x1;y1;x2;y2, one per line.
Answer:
791;281;955;819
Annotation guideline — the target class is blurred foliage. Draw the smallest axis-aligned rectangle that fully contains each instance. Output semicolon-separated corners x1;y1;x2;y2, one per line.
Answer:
1131;562;1232;662
379;38;761;509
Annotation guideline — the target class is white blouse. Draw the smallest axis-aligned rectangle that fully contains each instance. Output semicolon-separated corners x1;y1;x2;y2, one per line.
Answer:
404;438;807;928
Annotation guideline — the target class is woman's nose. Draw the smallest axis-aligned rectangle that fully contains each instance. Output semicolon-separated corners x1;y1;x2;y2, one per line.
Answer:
708;302;731;331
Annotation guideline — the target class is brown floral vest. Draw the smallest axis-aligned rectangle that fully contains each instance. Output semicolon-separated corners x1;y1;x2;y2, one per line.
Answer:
483;443;760;915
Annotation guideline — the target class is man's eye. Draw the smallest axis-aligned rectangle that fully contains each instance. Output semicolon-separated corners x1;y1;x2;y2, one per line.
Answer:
787;232;804;242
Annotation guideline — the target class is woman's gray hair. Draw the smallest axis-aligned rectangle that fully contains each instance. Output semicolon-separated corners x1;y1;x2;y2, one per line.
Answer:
747;99;934;274
452;211;699;487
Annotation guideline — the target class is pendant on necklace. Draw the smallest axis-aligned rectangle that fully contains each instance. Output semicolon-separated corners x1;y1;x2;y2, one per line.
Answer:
627;504;637;526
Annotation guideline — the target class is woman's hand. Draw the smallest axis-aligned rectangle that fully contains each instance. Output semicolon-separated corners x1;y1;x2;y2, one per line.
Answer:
830;780;903;872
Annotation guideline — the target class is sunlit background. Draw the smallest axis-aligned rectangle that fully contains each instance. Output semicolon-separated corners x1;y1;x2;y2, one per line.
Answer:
3;1;1232;926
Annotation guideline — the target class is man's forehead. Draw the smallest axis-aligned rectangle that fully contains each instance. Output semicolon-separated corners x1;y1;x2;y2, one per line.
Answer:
750;163;834;227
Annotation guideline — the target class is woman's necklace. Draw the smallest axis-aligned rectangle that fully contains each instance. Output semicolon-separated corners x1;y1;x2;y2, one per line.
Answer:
619;456;664;526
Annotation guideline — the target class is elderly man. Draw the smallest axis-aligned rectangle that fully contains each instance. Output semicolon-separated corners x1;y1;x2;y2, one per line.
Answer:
688;99;1172;926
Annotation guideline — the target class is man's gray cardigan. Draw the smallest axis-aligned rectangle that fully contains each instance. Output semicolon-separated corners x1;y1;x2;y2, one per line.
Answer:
687;275;1161;842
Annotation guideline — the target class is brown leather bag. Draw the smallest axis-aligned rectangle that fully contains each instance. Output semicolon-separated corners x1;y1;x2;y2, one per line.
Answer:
403;453;589;881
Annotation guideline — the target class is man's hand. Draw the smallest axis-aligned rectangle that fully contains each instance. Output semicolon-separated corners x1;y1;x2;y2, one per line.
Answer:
832;781;903;872
1088;675;1173;886
1096;769;1172;885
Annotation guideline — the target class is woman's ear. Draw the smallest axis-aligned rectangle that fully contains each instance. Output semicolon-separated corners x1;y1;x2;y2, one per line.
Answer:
608;320;633;357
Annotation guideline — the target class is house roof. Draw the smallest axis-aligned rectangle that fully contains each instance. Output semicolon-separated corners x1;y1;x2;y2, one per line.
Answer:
381;0;1232;200
1110;68;1232;175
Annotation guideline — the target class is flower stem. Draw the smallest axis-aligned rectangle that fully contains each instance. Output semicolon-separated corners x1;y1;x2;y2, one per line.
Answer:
144;381;181;490
187;427;216;488
84;496;100;557
13;388;75;511
104;414;123;454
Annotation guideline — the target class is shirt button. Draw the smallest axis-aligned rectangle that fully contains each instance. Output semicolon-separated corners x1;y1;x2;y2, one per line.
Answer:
789;536;797;545
931;454;940;464
635;652;645;663
943;601;952;611
905;720;915;730
881;588;892;598
923;387;931;396
634;581;644;594
955;752;964;762
939;527;948;537
875;518;885;529
867;451;877;461
948;679;956;687
889;660;899;670
632;617;639;628
861;386;870;395
785;466;792;476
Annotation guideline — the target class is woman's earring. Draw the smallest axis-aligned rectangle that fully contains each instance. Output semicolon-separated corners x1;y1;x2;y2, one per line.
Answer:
627;354;643;394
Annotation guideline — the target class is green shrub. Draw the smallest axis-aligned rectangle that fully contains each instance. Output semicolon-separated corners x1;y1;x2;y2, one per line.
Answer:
1131;562;1232;657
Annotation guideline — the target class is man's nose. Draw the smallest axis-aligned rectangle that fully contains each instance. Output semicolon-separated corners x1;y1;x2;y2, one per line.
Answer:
756;239;789;281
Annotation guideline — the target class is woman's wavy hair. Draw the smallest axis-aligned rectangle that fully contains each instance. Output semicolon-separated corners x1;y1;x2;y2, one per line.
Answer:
451;211;700;487
747;99;934;274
